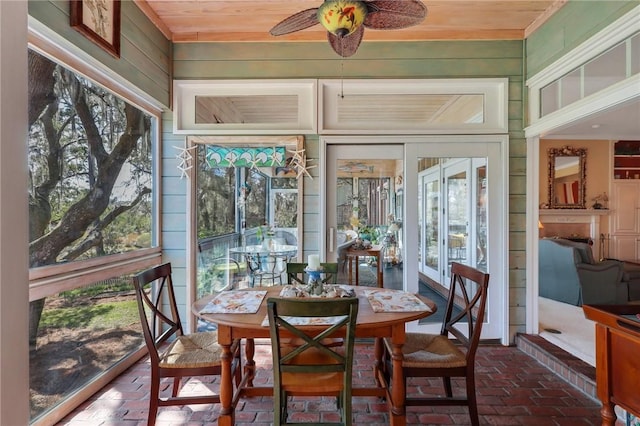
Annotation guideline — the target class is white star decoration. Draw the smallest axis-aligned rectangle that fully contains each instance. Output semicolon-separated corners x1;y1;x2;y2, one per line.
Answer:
270;148;285;166
248;156;262;170
174;144;198;179
224;151;238;167
287;147;316;180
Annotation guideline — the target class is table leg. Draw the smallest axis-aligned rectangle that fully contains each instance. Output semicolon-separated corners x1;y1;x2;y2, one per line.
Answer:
373;337;383;381
389;325;406;426
599;403;616;426
348;256;353;285
218;342;235;426
377;252;383;288
594;325;616;426
355;256;360;286
244;338;256;387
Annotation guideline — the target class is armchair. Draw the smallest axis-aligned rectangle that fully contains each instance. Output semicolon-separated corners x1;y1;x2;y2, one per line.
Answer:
539;238;628;306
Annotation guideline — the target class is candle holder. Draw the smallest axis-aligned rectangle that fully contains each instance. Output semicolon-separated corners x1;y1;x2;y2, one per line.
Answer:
305;266;324;296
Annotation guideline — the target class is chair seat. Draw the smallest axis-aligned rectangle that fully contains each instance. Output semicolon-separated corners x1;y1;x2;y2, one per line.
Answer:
281;346;344;393
386;332;466;369
282;371;344;393
159;331;225;368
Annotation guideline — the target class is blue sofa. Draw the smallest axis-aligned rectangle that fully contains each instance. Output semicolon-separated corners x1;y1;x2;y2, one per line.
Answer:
538;238;628;306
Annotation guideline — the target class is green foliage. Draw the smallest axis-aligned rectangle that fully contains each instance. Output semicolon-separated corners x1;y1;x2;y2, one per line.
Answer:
40;299;139;329
358;224;380;244
28;51;153;265
196;152;237;239
60;279;131;301
244;169;267;228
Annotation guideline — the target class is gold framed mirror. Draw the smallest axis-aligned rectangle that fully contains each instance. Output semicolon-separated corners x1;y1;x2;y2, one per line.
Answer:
548;146;587;209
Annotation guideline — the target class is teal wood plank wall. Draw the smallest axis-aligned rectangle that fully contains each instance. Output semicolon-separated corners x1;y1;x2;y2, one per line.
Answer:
172;39;529;339
28;0;171;107
526;0;637;78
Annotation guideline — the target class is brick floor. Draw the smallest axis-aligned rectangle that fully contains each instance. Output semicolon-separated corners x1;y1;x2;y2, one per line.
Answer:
55;340;622;426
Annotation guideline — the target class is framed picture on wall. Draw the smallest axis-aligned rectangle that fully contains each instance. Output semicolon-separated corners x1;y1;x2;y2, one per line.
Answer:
70;0;121;58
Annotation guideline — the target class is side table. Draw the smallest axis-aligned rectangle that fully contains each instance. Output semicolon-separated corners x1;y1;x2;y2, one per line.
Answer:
345;245;383;288
582;304;640;426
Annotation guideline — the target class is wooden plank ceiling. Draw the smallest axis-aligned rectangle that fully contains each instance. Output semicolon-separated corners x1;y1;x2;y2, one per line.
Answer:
136;0;566;43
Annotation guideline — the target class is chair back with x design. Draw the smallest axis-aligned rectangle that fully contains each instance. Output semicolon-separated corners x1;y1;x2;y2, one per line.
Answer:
267;297;358;425
286;262;338;286
381;261;489;426
133;263;241;426
440;262;490;360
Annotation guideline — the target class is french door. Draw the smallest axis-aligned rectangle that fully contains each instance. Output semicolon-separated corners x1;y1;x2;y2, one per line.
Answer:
323;136;507;341
420;158;487;286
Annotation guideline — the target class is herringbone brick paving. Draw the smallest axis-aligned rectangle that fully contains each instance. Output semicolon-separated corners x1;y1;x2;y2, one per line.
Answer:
56;340;618;426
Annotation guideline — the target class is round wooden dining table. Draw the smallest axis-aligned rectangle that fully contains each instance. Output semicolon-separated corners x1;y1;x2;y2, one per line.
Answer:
192;285;436;426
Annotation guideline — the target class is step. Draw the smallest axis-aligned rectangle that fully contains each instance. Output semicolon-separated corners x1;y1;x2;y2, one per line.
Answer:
515;333;597;401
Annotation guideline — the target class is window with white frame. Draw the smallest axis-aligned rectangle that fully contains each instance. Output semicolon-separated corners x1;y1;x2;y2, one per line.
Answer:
27;46;160;423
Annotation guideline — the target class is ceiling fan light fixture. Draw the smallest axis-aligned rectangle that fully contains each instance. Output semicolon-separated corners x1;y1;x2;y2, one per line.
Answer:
317;1;368;37
270;0;427;57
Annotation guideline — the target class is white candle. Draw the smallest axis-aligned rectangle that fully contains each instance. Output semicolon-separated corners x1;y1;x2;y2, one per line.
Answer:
308;254;320;270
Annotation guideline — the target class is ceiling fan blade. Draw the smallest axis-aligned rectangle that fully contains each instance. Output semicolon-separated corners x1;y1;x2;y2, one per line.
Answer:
270;8;320;36
327;25;364;58
364;0;427;29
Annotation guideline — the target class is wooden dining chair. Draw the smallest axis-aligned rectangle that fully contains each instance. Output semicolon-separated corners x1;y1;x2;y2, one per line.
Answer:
286;262;339;285
267;297;359;426
382;262;490;426
132;263;241;426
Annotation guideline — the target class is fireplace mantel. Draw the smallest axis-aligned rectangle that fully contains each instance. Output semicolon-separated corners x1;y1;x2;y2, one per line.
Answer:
539;209;610;217
539;209;609;259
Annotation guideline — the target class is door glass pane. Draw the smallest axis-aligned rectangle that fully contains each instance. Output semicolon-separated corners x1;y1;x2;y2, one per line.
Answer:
476;164;488;271
424;177;439;271
447;169;468;273
194;139;303;297
417;157;485;324
335;159;403;288
418;162;442;286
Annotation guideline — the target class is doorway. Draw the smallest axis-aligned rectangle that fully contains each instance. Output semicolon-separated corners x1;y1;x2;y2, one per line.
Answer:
325;144;404;289
323;136;508;342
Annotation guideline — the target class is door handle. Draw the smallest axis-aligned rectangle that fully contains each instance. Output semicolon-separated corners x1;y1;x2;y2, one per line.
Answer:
329;227;335;252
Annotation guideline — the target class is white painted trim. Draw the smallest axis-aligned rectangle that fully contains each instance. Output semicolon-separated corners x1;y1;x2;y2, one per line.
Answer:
526;5;640;132
173;79;317;135
525;75;640;139
318;78;509;134
526;137;540;335
527;4;640;89
28;17;164;115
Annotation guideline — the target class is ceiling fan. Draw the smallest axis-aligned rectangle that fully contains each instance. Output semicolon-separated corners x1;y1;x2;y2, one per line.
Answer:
270;0;428;57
